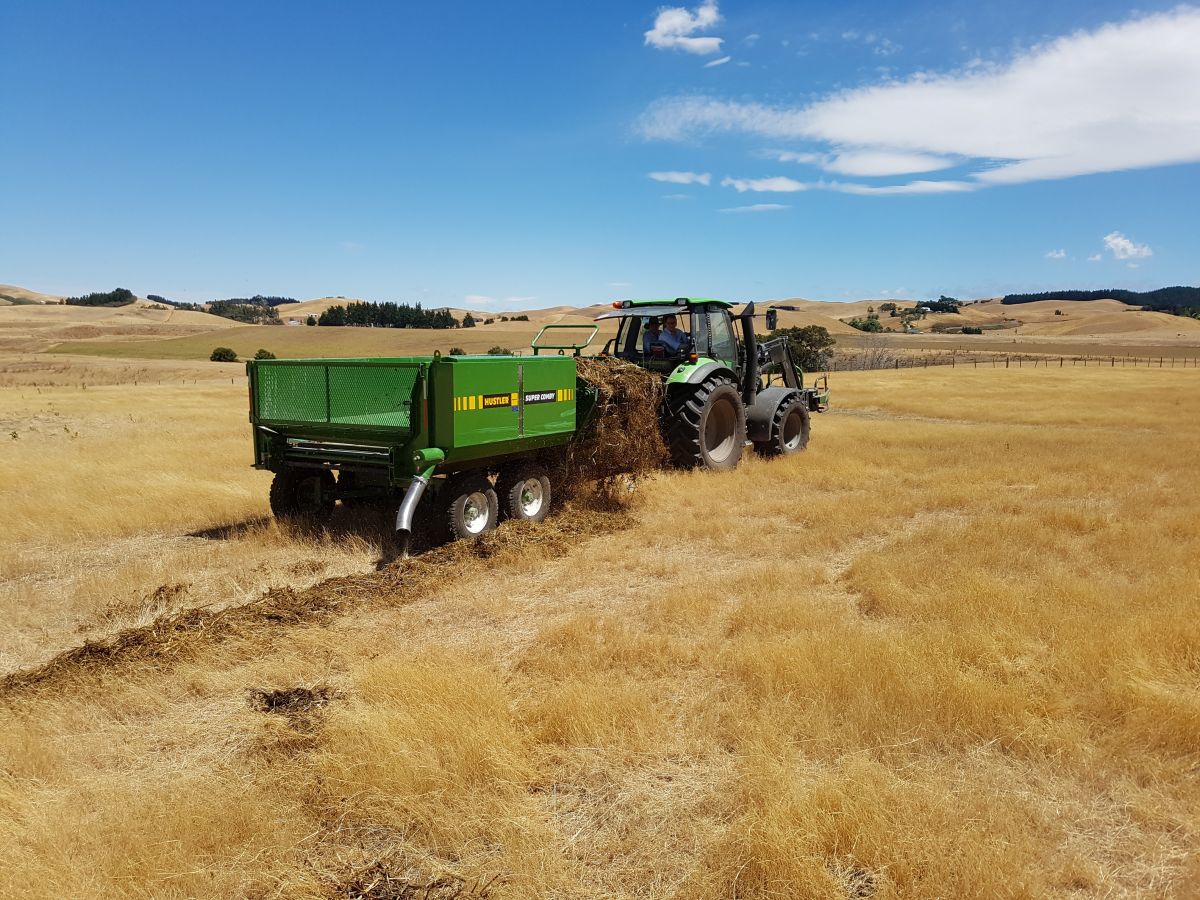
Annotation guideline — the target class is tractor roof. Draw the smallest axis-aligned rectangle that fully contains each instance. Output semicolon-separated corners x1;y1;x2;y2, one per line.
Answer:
594;297;733;320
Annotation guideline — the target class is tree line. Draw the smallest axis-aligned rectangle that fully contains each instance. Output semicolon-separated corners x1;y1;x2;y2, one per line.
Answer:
147;293;295;323
65;288;136;307
1001;287;1200;317
318;301;459;329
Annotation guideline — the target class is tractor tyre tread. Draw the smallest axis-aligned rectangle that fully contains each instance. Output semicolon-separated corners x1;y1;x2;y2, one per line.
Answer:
753;397;811;457
664;375;746;470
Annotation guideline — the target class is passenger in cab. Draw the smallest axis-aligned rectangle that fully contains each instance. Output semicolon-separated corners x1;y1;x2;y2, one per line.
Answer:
660;314;690;355
642;317;662;354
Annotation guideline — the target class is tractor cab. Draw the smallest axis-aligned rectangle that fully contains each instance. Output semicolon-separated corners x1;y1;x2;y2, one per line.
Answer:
596;298;741;376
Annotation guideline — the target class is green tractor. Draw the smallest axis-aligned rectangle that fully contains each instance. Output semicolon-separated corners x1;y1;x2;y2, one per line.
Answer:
595;298;829;470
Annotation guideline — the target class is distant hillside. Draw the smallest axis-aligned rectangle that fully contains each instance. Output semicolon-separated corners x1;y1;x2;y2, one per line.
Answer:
1002;287;1200;316
0;284;64;305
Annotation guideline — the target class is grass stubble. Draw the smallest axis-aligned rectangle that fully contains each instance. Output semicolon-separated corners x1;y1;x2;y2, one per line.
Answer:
0;364;1197;898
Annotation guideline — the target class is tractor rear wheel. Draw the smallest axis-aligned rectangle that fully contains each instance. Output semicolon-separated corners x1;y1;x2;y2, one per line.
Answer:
443;473;498;540
665;375;746;470
754;398;810;457
496;464;551;523
269;468;335;525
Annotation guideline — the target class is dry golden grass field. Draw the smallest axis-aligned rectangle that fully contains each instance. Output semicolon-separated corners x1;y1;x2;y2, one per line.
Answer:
1;342;1198;898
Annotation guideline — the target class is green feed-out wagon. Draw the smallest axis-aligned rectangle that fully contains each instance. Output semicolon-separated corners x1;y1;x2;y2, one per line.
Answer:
247;326;600;555
247;299;829;554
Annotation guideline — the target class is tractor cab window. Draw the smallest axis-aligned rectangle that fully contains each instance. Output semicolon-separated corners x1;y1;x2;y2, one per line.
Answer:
691;309;709;358
615;316;643;359
707;308;738;367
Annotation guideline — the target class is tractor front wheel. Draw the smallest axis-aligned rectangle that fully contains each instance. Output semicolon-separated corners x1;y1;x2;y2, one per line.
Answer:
496;464;552;524
755;398;810;457
269;468;335;525
665;375;746;471
443;473;499;541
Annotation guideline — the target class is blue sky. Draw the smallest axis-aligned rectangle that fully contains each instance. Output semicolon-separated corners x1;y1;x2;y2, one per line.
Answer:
2;0;1197;308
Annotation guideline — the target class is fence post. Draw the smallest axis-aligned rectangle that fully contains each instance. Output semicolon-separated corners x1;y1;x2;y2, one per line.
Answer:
1006;357;1010;368
1060;357;1063;367
1111;357;1115;367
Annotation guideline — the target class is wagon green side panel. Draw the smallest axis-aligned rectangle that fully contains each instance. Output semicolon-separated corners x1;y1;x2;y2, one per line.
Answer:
429;356;578;454
517;356;578;439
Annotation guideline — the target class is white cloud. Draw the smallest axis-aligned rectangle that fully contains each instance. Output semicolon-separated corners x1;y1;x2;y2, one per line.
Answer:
1103;231;1153;260
743;33;760;46
824;150;955;176
662;193;693;200
648;170;712;185
774;150;821;164
704;55;732;68
721;174;971;195
771;148;953;175
873;37;901;56
609;281;633;288
645;0;723;55
721;175;807;192
821;179;974;195
1088;254;1102;262
1045;249;1066;259
639;8;1200;188
719;203;790;213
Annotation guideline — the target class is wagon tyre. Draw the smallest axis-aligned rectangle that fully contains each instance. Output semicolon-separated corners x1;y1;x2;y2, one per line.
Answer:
496;464;552;524
269;469;336;525
443;473;499;541
665;375;746;471
754;398;810;457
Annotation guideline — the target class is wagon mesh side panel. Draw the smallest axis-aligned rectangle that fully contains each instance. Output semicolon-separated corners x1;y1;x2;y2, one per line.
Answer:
255;365;327;423
328;365;417;428
254;363;419;432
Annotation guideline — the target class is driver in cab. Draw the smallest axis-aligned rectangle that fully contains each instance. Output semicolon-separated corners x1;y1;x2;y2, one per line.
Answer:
660;314;690;355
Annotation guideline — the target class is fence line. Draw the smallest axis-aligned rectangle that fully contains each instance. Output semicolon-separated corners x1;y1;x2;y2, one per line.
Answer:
828;352;1200;372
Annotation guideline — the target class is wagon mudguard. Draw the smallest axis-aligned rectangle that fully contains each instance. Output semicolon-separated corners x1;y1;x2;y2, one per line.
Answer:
746;386;803;443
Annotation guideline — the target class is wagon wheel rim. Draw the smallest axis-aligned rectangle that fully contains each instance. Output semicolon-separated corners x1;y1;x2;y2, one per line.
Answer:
518;478;544;517
462;492;491;535
781;408;804;450
298;475;327;513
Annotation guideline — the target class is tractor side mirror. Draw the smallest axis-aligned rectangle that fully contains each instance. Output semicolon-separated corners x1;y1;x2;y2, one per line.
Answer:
765;309;778;331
